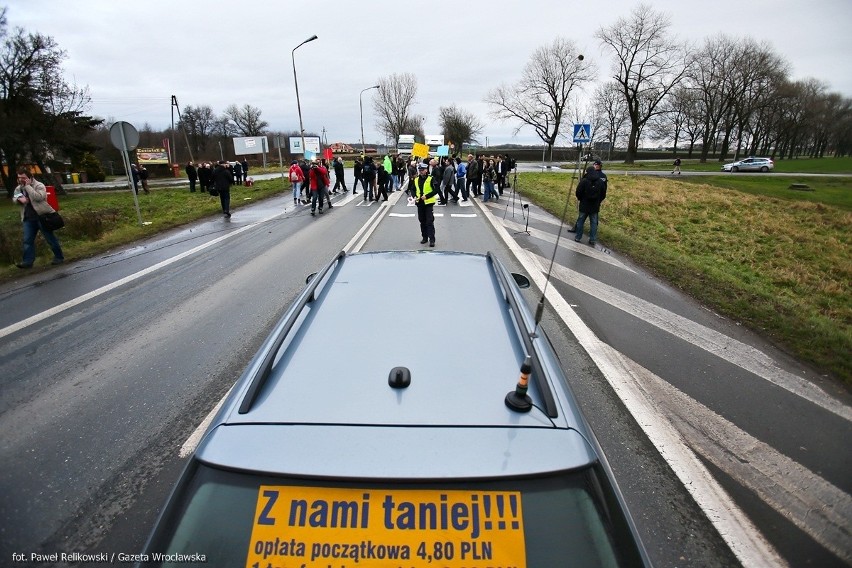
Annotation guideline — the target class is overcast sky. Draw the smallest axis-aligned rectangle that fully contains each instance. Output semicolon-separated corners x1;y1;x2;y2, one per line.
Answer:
6;0;852;148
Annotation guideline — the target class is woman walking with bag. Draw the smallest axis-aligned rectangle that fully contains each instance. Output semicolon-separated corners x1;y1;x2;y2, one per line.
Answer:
289;160;305;206
13;167;64;268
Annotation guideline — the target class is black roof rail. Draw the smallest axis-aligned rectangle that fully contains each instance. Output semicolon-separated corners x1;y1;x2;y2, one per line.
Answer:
487;252;558;418
238;250;347;414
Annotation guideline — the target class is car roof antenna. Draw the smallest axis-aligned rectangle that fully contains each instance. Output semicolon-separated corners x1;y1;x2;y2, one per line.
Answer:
534;146;589;332
505;355;533;412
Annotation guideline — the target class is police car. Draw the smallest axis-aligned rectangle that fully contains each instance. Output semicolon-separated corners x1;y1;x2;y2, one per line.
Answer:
141;250;650;567
721;157;775;172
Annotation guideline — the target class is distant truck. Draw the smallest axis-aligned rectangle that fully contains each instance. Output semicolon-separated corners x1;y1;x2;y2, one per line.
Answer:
425;134;445;156
396;134;415;157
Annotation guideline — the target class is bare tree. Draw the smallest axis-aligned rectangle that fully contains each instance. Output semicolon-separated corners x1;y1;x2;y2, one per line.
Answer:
592;81;629;160
596;4;688;163
439;105;484;155
223;104;268;136
647;85;700;154
485;37;592;161
685;34;741;162
828;96;852;157
724;40;788;159
178;105;216;156
372;73;419;142
399;114;425;142
671;87;704;156
820;93;852;157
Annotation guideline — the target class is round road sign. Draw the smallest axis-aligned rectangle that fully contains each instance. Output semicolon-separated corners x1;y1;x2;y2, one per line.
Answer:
109;121;140;152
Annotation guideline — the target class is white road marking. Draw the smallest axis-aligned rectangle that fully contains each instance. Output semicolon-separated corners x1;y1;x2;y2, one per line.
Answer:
502;217;634;273
450;213;478;218
0;214;281;340
474;197;786;567
631;356;852;564
529;251;851;423
179;384;233;458
345;195;399;252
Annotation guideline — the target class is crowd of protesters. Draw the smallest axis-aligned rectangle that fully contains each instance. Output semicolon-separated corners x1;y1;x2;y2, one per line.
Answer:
184;151;517;221
184;159;250;194
282;152;516;208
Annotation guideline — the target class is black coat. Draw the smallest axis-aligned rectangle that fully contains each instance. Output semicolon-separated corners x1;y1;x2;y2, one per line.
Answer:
198;167;211;187
213;165;232;192
576;169;608;213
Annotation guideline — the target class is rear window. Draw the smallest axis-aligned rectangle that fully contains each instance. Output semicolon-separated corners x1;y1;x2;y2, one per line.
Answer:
144;464;642;567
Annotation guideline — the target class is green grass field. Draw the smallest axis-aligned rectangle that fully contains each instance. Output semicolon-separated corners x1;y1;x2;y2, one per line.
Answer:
591;156;852;174
2;166;850;385
514;171;851;385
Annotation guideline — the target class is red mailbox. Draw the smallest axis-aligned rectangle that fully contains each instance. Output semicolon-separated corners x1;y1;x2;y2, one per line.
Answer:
45;186;60;211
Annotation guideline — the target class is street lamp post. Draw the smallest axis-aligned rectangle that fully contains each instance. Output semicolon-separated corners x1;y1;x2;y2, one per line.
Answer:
360;85;379;158
292;35;318;159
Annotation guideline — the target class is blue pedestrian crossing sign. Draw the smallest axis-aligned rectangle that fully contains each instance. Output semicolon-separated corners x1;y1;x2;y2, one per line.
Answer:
573;123;591;143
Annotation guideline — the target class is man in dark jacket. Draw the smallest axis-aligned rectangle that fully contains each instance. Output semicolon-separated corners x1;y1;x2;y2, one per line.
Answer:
361;157;376;201
332;157;347;193
130;164;140;193
442;157;457;202
352;157;362;194
573;160;608;246
186;161;198;192
197;162;211;192
138;166;150;194
376;165;389;201
212;161;233;218
299;160;311;203
466;154;481;197
495;155;507;195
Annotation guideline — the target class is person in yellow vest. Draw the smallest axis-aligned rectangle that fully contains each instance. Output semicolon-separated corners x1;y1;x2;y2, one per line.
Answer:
413;162;438;247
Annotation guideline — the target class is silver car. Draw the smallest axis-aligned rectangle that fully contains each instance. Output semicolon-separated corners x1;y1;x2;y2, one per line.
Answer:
141;251;650;567
721;157;775;172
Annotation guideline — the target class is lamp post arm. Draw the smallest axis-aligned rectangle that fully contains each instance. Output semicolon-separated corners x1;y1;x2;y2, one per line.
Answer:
359;85;380;158
291;35;317;158
292;49;306;156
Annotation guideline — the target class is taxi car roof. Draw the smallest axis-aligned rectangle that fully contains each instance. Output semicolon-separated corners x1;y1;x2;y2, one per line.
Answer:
221;251;576;430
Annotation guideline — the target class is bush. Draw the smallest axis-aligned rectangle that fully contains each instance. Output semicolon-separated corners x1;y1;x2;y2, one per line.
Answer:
76;152;107;183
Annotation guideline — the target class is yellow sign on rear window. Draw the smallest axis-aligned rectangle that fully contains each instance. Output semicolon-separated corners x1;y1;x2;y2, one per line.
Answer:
246;486;526;568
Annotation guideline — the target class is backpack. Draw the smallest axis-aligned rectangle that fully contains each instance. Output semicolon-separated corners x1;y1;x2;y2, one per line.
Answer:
290;169;300;182
586;178;602;201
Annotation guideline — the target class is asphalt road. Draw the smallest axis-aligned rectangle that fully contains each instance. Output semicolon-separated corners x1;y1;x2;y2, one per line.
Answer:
1;169;849;567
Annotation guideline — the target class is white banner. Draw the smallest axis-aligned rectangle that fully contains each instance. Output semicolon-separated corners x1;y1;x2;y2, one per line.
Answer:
233;136;269;156
289;136;321;154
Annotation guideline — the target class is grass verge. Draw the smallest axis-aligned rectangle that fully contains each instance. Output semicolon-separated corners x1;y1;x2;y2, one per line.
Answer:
515;172;852;385
0;178;288;280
